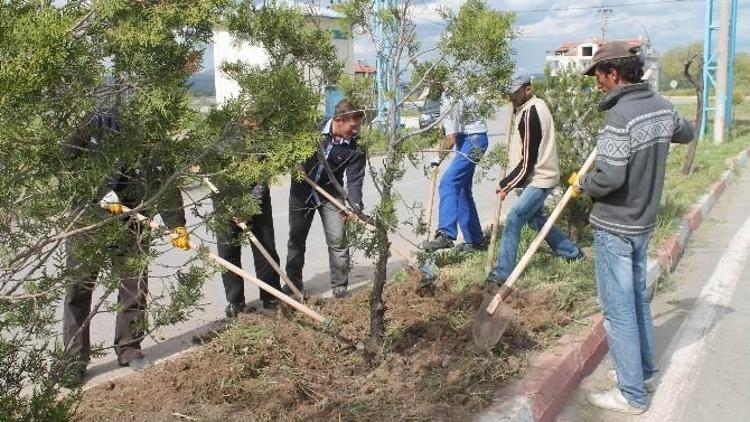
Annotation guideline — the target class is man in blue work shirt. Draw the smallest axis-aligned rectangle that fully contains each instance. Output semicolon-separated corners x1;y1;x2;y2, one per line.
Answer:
423;93;489;253
285;99;366;299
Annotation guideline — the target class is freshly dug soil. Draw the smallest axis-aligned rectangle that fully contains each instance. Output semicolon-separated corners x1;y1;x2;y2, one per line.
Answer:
77;271;565;421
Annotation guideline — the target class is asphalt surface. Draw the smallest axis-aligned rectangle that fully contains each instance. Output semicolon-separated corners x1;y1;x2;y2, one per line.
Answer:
557;171;750;422
68;111;516;386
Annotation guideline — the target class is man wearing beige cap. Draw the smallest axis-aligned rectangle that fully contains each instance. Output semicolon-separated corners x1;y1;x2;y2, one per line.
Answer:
486;69;583;285
570;41;694;414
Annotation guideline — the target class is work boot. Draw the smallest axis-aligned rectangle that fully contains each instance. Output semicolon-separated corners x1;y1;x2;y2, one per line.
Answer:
281;284;306;300
607;370;657;393
332;286;351;299
586;388;647;414
225;302;246;319
422;231;454;252
454;241;487;253
484;272;505;286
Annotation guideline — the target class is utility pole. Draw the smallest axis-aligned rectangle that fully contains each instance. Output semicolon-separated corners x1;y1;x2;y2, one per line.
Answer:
700;0;739;142
597;7;613;42
713;0;730;143
375;0;398;128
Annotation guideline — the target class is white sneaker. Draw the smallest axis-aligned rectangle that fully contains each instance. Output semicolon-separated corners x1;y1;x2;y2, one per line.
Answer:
587;387;647;415
607;369;657;393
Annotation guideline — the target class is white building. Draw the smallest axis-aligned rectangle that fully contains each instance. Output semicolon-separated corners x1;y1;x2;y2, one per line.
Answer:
213;3;353;114
545;37;659;87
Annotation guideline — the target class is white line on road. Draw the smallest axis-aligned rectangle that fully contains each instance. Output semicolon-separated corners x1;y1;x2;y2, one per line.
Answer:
642;215;750;422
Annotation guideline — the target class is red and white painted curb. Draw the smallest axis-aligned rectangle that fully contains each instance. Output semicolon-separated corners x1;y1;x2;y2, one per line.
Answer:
477;147;750;422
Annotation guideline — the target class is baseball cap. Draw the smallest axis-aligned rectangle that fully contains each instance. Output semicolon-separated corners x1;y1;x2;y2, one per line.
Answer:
508;69;532;94
582;41;641;76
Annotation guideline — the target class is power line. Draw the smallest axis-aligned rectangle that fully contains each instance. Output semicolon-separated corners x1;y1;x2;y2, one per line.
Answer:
512;0;702;14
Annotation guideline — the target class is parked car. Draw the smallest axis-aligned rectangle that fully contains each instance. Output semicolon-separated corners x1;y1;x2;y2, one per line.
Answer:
419;98;441;130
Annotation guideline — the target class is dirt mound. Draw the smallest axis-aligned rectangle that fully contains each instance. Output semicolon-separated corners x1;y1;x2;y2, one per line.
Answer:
77;274;561;421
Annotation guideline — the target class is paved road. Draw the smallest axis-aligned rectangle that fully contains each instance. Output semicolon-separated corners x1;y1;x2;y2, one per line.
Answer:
557;171;750;421
71;111;515;386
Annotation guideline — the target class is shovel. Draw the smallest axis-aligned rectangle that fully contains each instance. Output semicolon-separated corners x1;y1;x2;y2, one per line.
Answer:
302;174;436;283
102;203;331;328
200;178;306;302
472;147;598;349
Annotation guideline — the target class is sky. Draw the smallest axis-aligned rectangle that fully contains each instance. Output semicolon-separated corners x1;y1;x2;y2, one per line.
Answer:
352;0;750;74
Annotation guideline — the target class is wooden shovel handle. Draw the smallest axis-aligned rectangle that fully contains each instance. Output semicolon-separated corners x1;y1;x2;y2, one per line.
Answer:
204;249;326;324
301;174;419;267
235;221;305;301
102;203;327;325
424;166;439;241
485;172;506;276
484;105;514;276
485;147;598;314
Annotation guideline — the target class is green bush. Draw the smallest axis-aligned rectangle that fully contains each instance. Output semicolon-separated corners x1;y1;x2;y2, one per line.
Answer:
537;67;604;239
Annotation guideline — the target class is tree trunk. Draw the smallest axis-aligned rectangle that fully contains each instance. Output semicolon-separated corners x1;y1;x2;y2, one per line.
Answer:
368;213;390;351
368;152;398;353
682;53;704;175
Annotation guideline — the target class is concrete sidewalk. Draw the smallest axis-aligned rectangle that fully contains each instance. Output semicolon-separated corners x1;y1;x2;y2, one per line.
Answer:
557;172;750;422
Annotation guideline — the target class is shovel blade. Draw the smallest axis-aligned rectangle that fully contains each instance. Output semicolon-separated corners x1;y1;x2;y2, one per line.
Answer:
472;293;515;349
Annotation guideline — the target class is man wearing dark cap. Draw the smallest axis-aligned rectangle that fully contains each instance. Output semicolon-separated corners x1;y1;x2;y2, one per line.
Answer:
486;69;583;285
285;99;366;299
571;41;694;414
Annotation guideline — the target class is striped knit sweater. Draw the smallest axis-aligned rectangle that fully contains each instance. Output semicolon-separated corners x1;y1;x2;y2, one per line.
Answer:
580;83;694;236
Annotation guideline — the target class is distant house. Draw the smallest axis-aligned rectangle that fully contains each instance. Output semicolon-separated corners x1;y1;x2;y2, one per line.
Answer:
353;61;376;78
212;3;353;115
545;37;659;87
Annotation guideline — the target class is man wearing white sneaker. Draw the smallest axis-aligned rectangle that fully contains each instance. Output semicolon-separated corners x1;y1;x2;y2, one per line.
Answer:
573;41;693;414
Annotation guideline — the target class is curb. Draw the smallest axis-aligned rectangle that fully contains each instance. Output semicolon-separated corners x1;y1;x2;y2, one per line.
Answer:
477;147;750;422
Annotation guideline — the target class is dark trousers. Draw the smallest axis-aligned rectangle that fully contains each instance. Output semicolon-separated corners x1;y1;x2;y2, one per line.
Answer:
62;229;148;366
285;193;350;290
215;187;281;305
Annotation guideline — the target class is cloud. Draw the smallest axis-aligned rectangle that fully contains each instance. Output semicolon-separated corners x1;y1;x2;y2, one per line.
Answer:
352;0;748;73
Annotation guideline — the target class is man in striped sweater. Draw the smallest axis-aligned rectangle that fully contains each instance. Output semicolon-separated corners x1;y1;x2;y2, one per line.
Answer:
486;70;582;285
573;41;694;414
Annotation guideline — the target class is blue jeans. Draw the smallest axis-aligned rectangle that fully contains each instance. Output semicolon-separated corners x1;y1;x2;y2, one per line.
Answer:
594;229;655;409
489;186;580;280
437;132;488;244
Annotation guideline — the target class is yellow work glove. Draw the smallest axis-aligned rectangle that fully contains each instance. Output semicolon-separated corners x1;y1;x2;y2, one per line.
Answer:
171;226;191;251
568;172;582;199
100;190;123;214
107;203;123;215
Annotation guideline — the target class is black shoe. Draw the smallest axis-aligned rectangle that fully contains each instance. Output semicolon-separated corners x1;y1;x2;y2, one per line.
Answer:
566;246;591;262
281;285;307;300
484;273;505;286
455;242;487;253
257;299;279;317
422;231;454;252
332;287;351;299
225;302;246;319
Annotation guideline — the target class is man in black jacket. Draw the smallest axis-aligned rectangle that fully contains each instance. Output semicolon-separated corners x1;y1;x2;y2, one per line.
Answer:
214;182;282;318
286;99;366;298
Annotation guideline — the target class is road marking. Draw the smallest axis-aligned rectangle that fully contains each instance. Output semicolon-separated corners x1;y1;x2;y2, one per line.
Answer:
642;215;750;422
